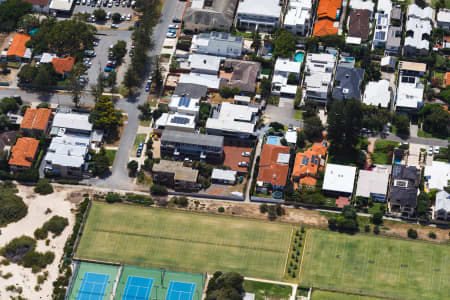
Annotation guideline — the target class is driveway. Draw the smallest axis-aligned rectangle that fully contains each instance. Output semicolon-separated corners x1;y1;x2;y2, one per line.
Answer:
265;97;303;128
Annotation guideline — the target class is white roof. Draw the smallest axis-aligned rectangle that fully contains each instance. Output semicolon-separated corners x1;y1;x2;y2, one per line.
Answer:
49;0;74;11
191;34;209;51
212;168;237;181
424;161;450;191
234;95;251;103
275;58;301;74
408;4;433;20
350;0;375;12
346;36;362;45
280;84;298;95
169;96;200;114
40;52;57;63
396;79;424;109
435;191;450;212
206;102;257;134
323;163;357;194
45;134;89;168
437;9;450;23
52;112;93;132
363;80;391;108
237;0;281;18
179;73;223;90
284;0;312;27
404;18;431;50
190;0;204;9
377;0;392;15
305;53;336;74
155;113;196;130
285;130;297;144
380;56;396;67
356;166;391;198
188;54;221;72
304;72;332;93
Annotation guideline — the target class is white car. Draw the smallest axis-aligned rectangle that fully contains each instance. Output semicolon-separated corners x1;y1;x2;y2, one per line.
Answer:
106;11;111;19
242;152;250;157
166;33;176;38
122;0;126;6
126;13;131;21
108;1;113;7
428;146;433;156
168;24;179;29
434;146;440;154
111;23;119;29
87;0;91;5
82;0;86;4
238;161;248;167
120;14;125;21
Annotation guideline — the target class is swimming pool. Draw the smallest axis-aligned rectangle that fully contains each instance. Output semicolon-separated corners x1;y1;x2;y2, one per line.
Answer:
343;56;355;62
394;158;401;164
266;136;280;145
294;52;304;63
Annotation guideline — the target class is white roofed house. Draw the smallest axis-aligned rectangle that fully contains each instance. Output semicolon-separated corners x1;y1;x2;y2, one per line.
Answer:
236;0;282;32
437;8;450;30
211;168;237;185
191;32;243;58
322;163;357;197
424;161;450;192
154;113;196;133
373;13;390;48
434;191;450;221
395;61;427;113
304;53;336;104
356;166;391;202
187;54;222;75
169;96;200;118
403;4;433;57
363;80;391;108
271;58;302;97
283;0;313;36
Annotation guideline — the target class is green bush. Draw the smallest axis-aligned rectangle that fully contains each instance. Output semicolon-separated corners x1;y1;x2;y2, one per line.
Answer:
34;216;69;240
373;225;380;235
15;168;39;182
218;207;225;213
0;188;28;226
407;228;418;239
34;179;53;195
150;184;168;196
0;236;36;262
428;232;436;239
105;192;122;203
126;194;153;205
172;196;189;207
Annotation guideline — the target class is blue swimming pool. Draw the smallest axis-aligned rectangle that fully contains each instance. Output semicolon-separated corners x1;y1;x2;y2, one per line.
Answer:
294;52;304;63
394;158;401;164
267;136;280;145
343;56;355;62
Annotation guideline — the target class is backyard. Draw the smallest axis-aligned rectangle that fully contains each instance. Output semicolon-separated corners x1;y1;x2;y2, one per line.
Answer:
371;140;399;164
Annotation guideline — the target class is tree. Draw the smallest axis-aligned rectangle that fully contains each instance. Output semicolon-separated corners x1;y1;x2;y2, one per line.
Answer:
89;96;122;131
219;86;240;98
152;56;163;89
273;29;296;58
0;97;19;114
371;211;383;225
47;19;96;56
327;99;345;147
407;228;418;239
329;205;359;232
93;8;107;22
304;116;324;141
107;71;117;89
112;40;127;63
287;73;298;85
0;0;32;32
393;115;410;136
296;130;306;148
92;148;110;176
123;67;139;92
0;114;10;131
206;271;244;300
251;30;261;53
112;12;121;23
150;184;168;196
90;70;105;103
260;77;272;99
342;99;363;148
68;62;86;107
33;64;57;89
127;160;138;177
34;179;53;195
421;105;449;138
18;65;38;84
18;14;40;32
416;191;430;220
138;102;153;121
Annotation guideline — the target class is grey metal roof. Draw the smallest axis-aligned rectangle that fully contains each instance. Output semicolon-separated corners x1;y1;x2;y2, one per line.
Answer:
387;26;401;48
332;66;365;100
174;83;208;99
161;130;224;148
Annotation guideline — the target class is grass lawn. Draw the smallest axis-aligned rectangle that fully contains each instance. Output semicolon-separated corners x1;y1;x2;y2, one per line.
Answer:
294;110;303;120
76;202;293;280
243;280;292;300
372;140;399;164
132;133;147;151
367;202;385;215
432;0;450;8
418;129;450;140
146;96;158;107
300;230;450;300
105;149;116;166
311;290;385;300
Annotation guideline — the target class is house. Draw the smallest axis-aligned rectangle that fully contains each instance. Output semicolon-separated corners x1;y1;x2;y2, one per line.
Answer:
169;96;200;118
283;0;313;36
332;64;365;100
174;83;208;99
271;58;302;97
437;8;450;30
206;102;258;138
322;163;357;196
52;56;75;78
389;164;420;217
7;33;31;62
391;6;402;23
380;56;396;71
49;0;75;14
23;0;50;13
188;54;222;75
154;113;196;133
236;0;282;32
191;32;243;58
399;60;427;77
179;73;224;91
373;13;390;48
313;0;341;36
377;0;392;15
386;26;402;54
356;166;391;202
20;108;52;135
348;9;371;40
349;0;374;15
152;160;199;192
44;134;89;178
304;53;336;103
38;52;57;65
223;59;261;93
183;0;238;32
160;130;224;163
363;80;391;108
50;109;93;136
396;61;426;113
211;168;237;185
256;144;290;192
8;137;39;172
291;141;328;188
403;4;433;56
424;161;450;191
434;191;450;221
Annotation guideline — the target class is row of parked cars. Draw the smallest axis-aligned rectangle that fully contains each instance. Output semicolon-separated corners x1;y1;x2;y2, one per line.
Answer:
77;0;136;8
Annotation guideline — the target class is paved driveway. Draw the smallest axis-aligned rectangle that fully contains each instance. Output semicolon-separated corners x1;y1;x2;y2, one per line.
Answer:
265;97;303;128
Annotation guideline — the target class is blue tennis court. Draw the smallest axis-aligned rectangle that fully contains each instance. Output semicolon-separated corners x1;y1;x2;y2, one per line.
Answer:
122;276;153;300
76;272;109;300
166;281;196;300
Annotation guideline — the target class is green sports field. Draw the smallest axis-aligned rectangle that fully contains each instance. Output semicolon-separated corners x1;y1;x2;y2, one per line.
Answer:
76;202;293;280
300;230;450;300
311;290;385;300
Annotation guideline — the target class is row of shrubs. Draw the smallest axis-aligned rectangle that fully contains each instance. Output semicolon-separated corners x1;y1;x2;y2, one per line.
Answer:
105;192;154;206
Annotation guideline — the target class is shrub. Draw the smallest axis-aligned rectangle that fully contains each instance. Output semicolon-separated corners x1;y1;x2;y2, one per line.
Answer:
428;232;436;239
259;203;268;213
407;228;418;239
105;192;122;203
172;196;189;207
0;190;27;226
373;225;380;235
15;168;39;182
34;179;53;195
218;207;225;213
364;225;370;232
150;184;168;196
0;236;36;263
126;194;153;205
371;211;383;225
34;216;69;240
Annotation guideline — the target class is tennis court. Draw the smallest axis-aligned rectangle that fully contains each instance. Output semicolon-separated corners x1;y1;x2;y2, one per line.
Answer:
122;276;153;300
166;281;196;300
77;273;109;300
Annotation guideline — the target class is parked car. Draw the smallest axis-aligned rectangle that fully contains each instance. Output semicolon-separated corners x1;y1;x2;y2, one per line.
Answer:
172;18;181;23
122;0;126;6
241;152;250;157
131;0;136;8
85;50;96;57
87;0;91;5
106;11;111;19
168;24;179;29
434;146;440;154
238;162;248;167
138;142;144;150
82;0;86;4
136;149;142;157
145;82;151;92
129;49;134;57
2;69;11;75
111;23;119;29
168;30;176;34
76;0;81;4
126;13;131;21
428;146;433;156
108;1;113;7
104;66;115;72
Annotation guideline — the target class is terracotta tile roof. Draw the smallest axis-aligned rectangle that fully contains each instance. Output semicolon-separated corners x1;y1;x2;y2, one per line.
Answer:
292;141;328;187
257;144;290;187
446;72;450;86
8;137;39;168
313;19;339;37
20;108;52;131
336;196;350;208
349;9;371;40
7;33;31;58
444;36;450;42
317;0;342;20
52;56;75;75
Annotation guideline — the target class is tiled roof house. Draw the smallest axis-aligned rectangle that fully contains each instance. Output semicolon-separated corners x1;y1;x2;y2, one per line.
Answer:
257;144;290;190
52;56;75;78
7;33;31;61
8;137;39;171
20;108;52;135
291;141;328;188
313;0;341;36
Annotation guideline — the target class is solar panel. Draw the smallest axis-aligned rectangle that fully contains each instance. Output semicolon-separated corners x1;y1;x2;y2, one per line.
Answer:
375;31;386;40
171;117;189;125
302;157;310;165
178;97;191;107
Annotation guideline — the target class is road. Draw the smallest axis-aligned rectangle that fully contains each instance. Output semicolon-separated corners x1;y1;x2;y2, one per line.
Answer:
376;133;449;147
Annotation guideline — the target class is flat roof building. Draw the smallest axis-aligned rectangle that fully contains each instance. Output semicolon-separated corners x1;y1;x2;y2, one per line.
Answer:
322;163;357;196
169;96;200;117
236;0;282;32
363;80;391;108
356;166;391;202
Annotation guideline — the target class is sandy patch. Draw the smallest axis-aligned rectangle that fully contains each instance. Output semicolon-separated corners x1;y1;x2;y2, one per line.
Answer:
0;185;78;300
